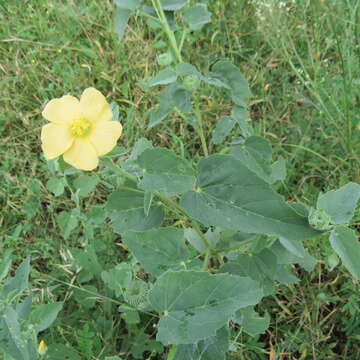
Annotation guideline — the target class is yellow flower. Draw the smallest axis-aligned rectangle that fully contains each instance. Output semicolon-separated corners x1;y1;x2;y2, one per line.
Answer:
41;87;122;171
37;340;47;355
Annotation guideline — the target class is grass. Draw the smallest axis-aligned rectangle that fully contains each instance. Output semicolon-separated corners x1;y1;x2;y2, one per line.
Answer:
1;0;359;359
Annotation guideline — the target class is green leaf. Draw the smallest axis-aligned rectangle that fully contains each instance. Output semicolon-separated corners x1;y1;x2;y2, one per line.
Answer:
175;62;203;78
274;265;299;284
317;182;360;224
160;0;187;11
221;249;277;282
101;263;133;298
210;61;252;106
123;228;189;276
0;249;12;281
46;177;65;196
73;175;99;197
28;302;63;333
233;306;270;336
270;239;316;272
114;8;131;41
137;148;196;194
212;116;236;144
16;294;32;320
121;310;140;325
149;84;192;128
114;0;140;10
147;67;178;87
72;246;102;278
149;270;263;344
183;4;212;30
73;285;98;309
0;307;34;360
3;257;30;299
56;211;78;240
231;136;273;183
47;344;82;360
181;155;319;241
271;156;287;182
232;106;253;137
330;226;360;279
174;327;229;360
105;357;123;360
184;227;205;253
122;138;154;176
107;189;164;234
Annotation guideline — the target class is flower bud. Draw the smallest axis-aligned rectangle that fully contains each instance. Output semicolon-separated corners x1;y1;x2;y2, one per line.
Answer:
157;52;174;66
38;340;47;356
182;76;201;92
308;208;332;231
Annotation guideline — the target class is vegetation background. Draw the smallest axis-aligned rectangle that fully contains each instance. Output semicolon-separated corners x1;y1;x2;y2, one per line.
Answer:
1;0;359;359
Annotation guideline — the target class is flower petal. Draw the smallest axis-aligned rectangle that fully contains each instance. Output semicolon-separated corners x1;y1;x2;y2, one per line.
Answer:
63;139;99;171
89;121;123;156
42;95;82;124
41;123;73;159
80;87;113;123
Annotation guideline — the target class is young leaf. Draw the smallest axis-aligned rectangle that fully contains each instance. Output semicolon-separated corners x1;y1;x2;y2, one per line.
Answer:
160;0;187;11
149;84;192;128
233;306;270;336
330;226;360;280
149;270;263;344
114;8;131;41
56;211;78;240
212;116;236;144
231;136;273;183
0;306;33;360
101;263;133;298
137;148;196;194
73;175;99;197
317;182;360;224
107;189;164;234
147;67;178;87
210;61;252;106
16;294;32;320
184;228;206;253
28;302;63;333
0;249;12;281
3;257;30;299
232;106;253;137
183;4;212;30
72;246;102;278
181;155;320;241
122;228;189;276
270;239;316;272
113;0;141;40
174;327;229;360
46;177;65;196
47;344;82;360
114;0;140;10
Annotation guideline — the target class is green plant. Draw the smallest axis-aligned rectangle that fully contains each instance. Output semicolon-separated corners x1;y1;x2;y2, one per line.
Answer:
0;254;62;360
29;1;360;359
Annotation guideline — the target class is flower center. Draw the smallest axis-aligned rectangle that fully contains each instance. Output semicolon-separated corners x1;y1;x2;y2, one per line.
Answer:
70;118;92;138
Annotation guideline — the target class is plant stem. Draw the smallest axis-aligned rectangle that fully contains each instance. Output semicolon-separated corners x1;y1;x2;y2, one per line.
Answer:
176;108;209;158
106;159;211;265
150;1;209;158
152;0;182;62
194;101;209;157
202;248;211;271
211;239;253;254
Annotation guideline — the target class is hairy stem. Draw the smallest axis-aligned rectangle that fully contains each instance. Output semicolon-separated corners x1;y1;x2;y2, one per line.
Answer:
106;159;211;267
152;0;182;62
